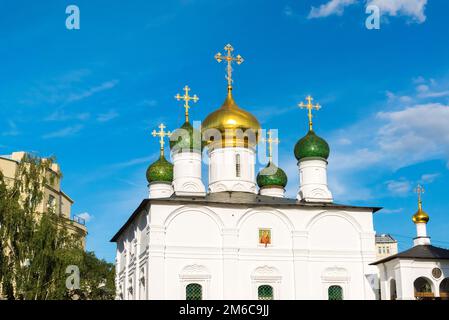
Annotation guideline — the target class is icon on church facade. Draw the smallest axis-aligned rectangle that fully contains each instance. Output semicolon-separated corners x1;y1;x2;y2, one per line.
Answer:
259;229;271;247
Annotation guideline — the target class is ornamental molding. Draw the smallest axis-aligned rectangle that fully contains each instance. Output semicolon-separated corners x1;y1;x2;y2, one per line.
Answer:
321;266;350;282
179;264;211;280
251;265;282;281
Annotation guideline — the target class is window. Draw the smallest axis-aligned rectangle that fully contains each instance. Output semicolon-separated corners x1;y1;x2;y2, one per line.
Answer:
386;247;390;254
258;285;273;300
378;247;382;254
47;195;56;211
328;285;343;300
235;154;241;177
186;283;202;300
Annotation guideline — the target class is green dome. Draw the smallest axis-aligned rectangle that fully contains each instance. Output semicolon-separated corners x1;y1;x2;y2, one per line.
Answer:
257;162;288;188
146;155;173;183
294;130;330;160
169;122;203;153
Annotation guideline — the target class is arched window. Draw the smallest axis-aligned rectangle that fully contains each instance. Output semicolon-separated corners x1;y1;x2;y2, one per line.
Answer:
328;285;343;300
390;279;397;300
186;283;202;300
235;154;241;177
440;278;449;300
258;285;273;300
414;277;434;300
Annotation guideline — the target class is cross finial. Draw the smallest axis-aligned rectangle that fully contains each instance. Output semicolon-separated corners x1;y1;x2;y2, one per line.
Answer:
298;95;322;131
414;184;425;210
151;123;172;157
214;44;244;92
261;130;280;163
175;85;199;123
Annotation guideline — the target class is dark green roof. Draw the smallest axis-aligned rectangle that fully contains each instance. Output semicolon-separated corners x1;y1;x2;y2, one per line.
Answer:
294;130;330;160
146;155;173;183
169;122;203;153
257;162;288;188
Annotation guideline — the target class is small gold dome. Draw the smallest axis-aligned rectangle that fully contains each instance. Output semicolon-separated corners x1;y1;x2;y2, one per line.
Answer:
202;89;261;148
413;207;429;224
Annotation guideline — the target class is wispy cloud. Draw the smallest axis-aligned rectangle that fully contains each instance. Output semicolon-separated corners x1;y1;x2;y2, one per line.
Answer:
420;173;440;184
65;80;119;104
2;120;19;137
386;179;412;196
381;208;404;214
97;110;119;122
284;5;294;16
109;156;155;169
20;69;118;107
42;124;83;139
138;99;158;107
45;110;90;122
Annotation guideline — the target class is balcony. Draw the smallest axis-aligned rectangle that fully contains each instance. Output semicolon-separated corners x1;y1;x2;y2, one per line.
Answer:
72;215;86;226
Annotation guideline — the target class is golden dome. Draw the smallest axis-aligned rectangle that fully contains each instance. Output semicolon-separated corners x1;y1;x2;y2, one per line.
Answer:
412;205;430;224
202;89;261;148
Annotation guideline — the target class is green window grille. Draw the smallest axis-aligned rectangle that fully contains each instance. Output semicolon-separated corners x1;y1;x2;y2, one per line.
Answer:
186;283;202;300
328;285;343;300
258;285;274;300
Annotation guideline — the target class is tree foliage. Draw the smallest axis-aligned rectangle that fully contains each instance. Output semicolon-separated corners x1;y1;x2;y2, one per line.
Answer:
0;154;115;299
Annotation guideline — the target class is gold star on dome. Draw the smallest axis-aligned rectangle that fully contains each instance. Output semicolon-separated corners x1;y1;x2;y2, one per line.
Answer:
298;95;321;131
215;44;244;92
152;123;172;157
175;85;199;123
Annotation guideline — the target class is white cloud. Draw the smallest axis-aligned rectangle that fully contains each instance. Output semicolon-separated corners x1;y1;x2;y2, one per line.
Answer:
97;110;119;122
76;212;93;222
308;0;428;23
42;124;83;139
308;0;357;19
367;0;427;23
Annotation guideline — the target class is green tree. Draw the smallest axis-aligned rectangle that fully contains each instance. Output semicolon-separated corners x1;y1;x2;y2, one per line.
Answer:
0;154;115;300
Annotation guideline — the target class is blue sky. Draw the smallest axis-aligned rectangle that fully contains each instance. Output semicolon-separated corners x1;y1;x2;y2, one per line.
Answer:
1;0;449;261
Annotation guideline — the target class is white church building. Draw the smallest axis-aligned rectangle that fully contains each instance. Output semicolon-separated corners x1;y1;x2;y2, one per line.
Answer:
111;44;449;300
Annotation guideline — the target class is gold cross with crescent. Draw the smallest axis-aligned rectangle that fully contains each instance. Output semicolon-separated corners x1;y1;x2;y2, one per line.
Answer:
299;95;321;131
414;184;425;209
175;85;199;123
261;129;280;163
214;44;244;91
152;123;172;157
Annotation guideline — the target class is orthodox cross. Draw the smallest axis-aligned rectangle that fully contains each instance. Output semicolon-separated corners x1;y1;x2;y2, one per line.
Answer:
298;95;321;131
214;44;244;91
152;123;172;157
261;130;279;163
175;85;199;123
414;184;425;209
